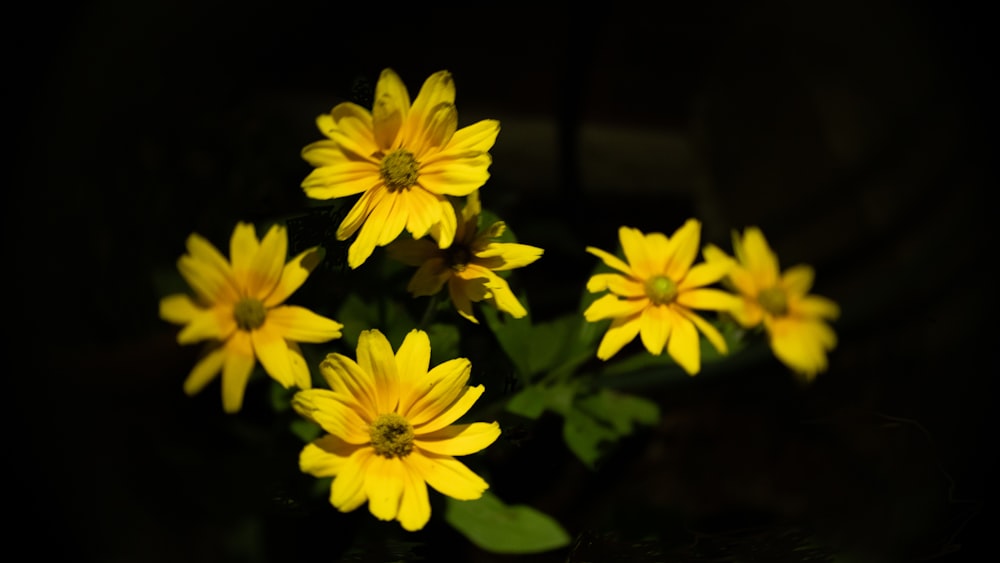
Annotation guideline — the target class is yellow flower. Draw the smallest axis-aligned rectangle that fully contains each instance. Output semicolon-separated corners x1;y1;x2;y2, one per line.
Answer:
159;222;344;413
293;329;500;531
301;68;501;269
583;220;740;373
387;191;543;323
704;227;840;381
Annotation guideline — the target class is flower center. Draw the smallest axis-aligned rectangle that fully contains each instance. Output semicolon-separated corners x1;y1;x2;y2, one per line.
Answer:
757;287;788;316
446;244;472;271
368;413;415;458
380;149;420;191
233;297;267;330
645;275;677;305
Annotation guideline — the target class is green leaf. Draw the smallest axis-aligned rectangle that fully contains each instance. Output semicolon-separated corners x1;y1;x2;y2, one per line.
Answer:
289;418;323;443
563;388;660;468
426;322;460;367
505;386;548;419
480;302;533;378
445;491;571;554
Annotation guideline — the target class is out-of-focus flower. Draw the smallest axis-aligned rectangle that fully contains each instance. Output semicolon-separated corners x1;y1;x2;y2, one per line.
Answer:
387;191;542;323
300;68;500;269
704;227;839;381
159;222;343;413
293;329;500;531
583;220;740;373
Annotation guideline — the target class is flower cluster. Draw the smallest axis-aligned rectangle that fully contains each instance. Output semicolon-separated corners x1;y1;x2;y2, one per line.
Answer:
158;67;840;540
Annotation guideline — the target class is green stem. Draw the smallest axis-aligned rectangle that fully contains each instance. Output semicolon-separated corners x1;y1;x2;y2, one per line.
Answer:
418;292;442;329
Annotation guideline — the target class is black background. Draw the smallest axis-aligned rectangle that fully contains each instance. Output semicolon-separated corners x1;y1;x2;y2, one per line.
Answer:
8;1;995;561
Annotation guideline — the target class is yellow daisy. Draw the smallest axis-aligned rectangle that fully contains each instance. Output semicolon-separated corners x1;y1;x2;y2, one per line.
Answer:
583;220;740;373
159;222;344;413
293;329;500;531
386;191;543;323
704;227;840;381
301;68;501;269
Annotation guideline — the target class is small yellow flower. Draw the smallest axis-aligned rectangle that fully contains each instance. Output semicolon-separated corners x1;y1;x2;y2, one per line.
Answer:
293;329;500;531
583;220;740;373
159;222;343;413
301;68;501;269
387;191;543;323
704;227;840;381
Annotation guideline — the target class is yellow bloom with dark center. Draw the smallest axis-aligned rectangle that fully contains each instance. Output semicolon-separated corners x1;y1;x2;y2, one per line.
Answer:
301;68;501;269
293;329;501;531
704;227;840;381
387;191;543;323
583;220;740;373
159;222;343;413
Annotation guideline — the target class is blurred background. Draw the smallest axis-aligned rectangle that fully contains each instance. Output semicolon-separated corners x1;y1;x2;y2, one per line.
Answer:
8;1;994;561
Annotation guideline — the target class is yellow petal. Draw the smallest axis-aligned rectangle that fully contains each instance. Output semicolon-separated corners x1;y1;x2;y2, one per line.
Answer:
639;304;671;355
406;257;452;297
180;233;240;303
484;275;528;319
406;70;455;146
416;422;501;456
413;384;485;434
292;389;371;443
331;447;374;512
376;191;409;246
327;103;379;160
585;246;634;277
446;119;501;153
386;237;439;266
678;307;728;355
780;264;815;297
264;246;324;307
176;307;234;345
300;139;348;167
395;330;432;406
447;276;479;324
372;68;409;151
397;459;432;531
678;260;731;291
429;196;458;249
403;187;446;241
265;305;343;343
739;227;780;288
403;358;472;426
251;323;294;388
767;317;835;379
586;273;645;298
177;253;236;306
356;329;399;414
412;103;457;156
595;314;642;360
417;152;492;196
159;293;201;325
619;226;655;280
583;294;648;322
409;452;489;501
221;331;256;413
365;455;406;522
247;224;287;298
665;309;700;375
285;340;312;390
319;353;378;419
228;222;260;288
663;219;701;281
676;288;741;312
473;242;544;271
337;185;385;241
183;344;225;396
795;295;840;320
301;161;380;200
300;434;359;477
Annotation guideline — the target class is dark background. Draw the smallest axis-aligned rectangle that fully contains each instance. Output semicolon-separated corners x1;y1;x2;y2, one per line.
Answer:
8;1;995;561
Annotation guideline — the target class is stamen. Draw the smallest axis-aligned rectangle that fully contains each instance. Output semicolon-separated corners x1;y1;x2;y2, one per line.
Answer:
380;149;420;191
757;287;788;316
369;413;415;458
645;275;677;305
233;298;267;330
